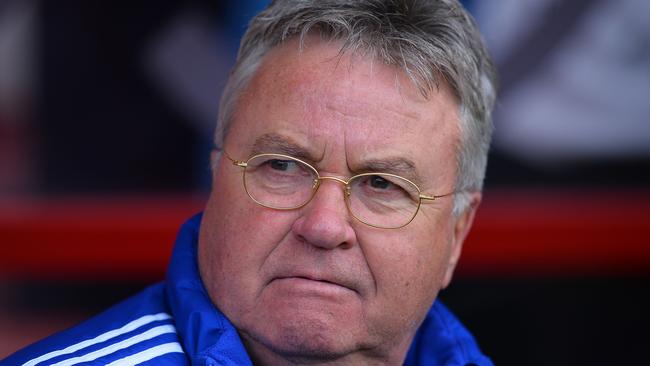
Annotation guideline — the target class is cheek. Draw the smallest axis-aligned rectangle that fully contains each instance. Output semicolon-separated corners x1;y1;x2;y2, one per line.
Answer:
377;226;448;284
387;235;444;297
199;174;298;315
363;225;452;330
207;167;292;258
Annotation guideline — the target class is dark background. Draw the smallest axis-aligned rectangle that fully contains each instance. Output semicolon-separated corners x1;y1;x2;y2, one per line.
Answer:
1;0;649;364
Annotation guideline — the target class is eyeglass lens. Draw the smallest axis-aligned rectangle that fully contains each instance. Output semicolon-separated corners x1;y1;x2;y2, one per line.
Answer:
243;154;421;228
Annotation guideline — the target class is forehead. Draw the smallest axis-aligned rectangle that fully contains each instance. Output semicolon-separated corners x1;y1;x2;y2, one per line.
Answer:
229;38;461;184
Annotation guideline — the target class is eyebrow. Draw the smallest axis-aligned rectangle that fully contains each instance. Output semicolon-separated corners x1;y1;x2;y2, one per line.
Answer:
249;132;425;185
250;133;319;162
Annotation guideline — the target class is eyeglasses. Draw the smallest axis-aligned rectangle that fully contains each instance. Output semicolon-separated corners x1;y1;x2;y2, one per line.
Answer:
223;152;454;229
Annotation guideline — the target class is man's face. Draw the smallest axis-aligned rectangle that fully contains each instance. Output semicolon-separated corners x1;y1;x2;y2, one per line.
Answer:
199;38;477;363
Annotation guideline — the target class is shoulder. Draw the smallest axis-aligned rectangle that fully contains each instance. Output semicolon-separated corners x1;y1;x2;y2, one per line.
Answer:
2;283;188;366
405;301;494;366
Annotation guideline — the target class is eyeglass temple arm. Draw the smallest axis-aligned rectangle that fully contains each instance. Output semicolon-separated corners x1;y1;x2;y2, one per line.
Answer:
222;150;247;167
419;191;456;201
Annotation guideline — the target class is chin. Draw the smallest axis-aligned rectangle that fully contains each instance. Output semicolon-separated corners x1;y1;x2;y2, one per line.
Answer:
249;313;364;362
272;329;354;362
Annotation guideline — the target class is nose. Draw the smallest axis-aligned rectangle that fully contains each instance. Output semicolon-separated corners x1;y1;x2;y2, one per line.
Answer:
291;178;357;250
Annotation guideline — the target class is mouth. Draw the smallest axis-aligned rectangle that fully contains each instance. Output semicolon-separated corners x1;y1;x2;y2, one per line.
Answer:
271;275;358;294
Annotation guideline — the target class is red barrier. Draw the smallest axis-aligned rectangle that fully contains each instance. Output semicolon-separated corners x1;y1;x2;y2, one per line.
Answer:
459;189;650;277
0;195;205;280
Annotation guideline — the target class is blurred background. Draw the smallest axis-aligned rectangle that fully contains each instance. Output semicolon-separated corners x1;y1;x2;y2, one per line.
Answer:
1;0;649;364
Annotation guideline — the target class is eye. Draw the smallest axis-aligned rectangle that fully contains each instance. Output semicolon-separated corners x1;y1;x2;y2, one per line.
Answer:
369;175;391;190
268;159;295;171
361;175;404;194
354;174;419;202
257;157;312;179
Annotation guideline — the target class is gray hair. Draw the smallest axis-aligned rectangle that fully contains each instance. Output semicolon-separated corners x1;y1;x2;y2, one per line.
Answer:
215;0;497;214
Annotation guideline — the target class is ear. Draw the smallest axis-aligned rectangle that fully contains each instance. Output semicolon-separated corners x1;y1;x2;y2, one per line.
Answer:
441;191;482;288
210;149;223;173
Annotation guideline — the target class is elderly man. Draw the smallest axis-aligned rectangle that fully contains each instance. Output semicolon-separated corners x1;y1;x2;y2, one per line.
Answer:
4;0;496;365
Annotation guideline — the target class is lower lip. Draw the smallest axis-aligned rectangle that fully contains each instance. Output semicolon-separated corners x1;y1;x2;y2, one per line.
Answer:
272;277;356;296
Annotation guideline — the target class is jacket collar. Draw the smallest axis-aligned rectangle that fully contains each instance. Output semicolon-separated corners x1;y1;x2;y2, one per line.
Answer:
165;213;253;365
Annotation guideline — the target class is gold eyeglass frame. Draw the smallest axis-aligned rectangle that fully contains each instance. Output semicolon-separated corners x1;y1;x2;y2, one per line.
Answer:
223;151;454;229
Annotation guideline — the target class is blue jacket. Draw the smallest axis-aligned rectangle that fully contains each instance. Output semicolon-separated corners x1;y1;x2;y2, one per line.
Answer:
3;215;493;366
